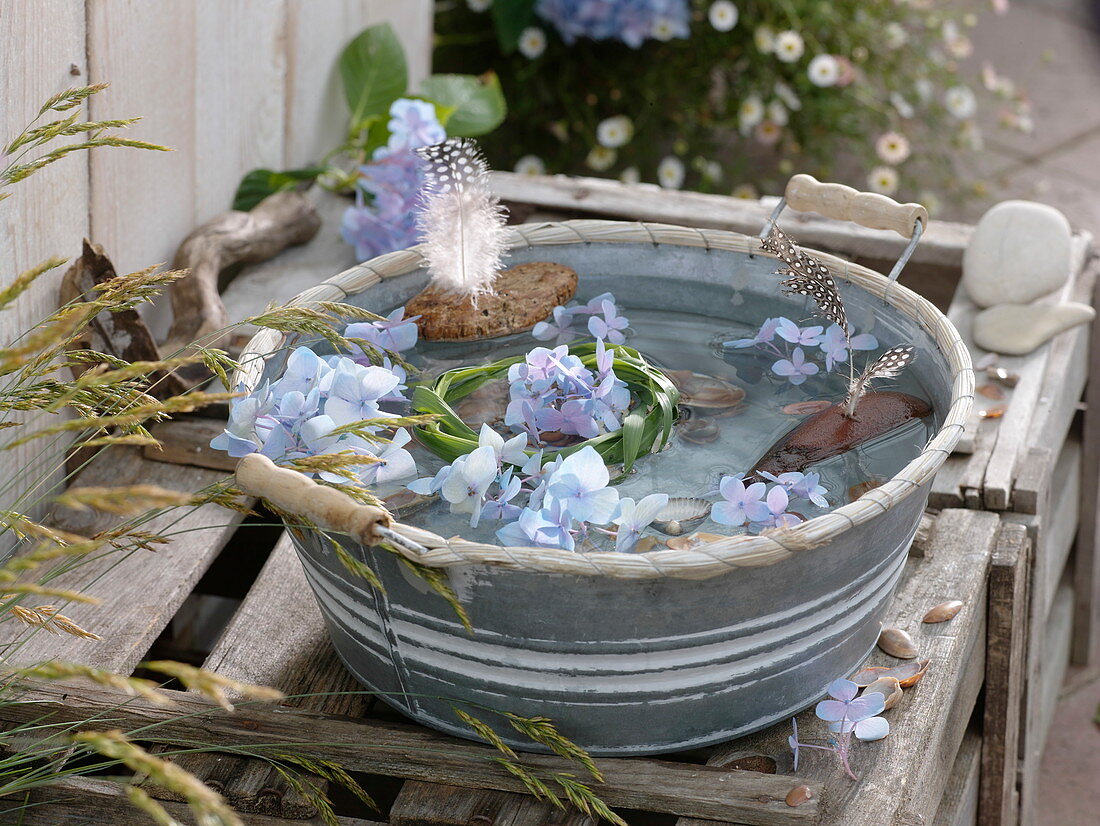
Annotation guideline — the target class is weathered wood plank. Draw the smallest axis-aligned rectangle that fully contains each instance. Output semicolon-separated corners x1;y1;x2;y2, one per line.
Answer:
678;509;998;826
980;523;1030;826
1010;447;1055;517
1073;259;1100;665
0;448;243;671
491;173;974;269
389;781;597;826
15;776;385;826
0;680;824;826
145;417;238;472
934;730;982;826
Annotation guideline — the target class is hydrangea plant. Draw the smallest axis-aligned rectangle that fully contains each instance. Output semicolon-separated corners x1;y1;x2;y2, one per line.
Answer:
724;317;878;387
436;0;1028;204
789;677;891;780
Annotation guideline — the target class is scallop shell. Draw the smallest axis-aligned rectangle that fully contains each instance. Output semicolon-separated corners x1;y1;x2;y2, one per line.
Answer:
652;498;711;536
862;676;904;710
923;600;964;623
877;627;918;659
666;370;746;410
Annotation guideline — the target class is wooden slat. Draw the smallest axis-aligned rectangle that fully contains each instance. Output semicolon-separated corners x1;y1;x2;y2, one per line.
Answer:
677;509;999;826
1073;260;1100;665
0;448;243;672
0;680;824;826
980;523;1030;826
145;417;238;472
934;730;982;826
16;776;385;826
491;173;975;269
389;781;597;826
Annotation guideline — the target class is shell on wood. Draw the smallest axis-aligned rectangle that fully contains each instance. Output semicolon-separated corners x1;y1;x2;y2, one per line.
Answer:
652;498;711;536
665;532;725;551
923;600;963;623
666;370;746;410
877;627;918;659
862;676;904;710
850;666;890;687
853;659;930;688
977;383;1005;401
785;785;814;807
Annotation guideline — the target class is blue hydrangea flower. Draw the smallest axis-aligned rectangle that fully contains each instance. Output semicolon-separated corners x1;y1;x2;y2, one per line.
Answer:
587;299;629;344
745;484;802;528
480;470;523;523
818;324;879;372
545;445;620;524
341;150;423;262
776;318;824;347
532;305;578;343
536;0;690;48
440;445;500;527
711;475;766;526
612;493;669;552
324;360;403;423
815;678;890;741
384;98;446;154
496;501;577;551
760;471;829;508
723;316;784;349
345;306;420;355
772;347;820;385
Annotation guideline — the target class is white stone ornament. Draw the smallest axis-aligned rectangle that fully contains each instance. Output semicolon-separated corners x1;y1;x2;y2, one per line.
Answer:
972;302;1095;356
961;200;1072;309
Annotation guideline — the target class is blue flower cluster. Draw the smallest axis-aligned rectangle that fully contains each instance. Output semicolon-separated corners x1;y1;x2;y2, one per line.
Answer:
535;0;690;48
210;308;421;487
723;317;878;386
341;99;447;262
711;470;828;531
532;292;630;345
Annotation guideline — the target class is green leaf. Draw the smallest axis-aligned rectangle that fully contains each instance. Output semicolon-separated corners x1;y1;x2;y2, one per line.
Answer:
339;23;408;133
232;167;322;211
420;73;506;137
490;0;538;53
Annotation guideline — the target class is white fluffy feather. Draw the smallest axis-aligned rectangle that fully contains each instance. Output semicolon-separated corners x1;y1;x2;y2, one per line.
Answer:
415;138;508;297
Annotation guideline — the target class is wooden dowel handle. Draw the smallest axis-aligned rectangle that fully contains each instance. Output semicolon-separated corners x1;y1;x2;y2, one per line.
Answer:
784;174;927;238
235;453;391;545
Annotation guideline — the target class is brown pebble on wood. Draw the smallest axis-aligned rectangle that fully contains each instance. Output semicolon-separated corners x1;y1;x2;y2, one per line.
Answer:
877;627;918;659
407;262;578;341
786;785;813;807
923;599;963;623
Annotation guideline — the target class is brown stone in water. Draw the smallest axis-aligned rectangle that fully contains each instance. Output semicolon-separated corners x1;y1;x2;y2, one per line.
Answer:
407;262;578;341
749;391;932;478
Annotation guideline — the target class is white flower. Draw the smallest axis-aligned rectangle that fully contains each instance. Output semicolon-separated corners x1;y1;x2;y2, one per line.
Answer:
915;78;935;103
597;115;634;148
466;0;491;10
619;165;640;184
867;166;899;196
807;54;840;87
890;92;915;119
755;120;783;145
885;22;908;49
945;85;977;119
774;30;805;63
657;156;685;189
774;81;802;111
875;131;911;164
585;145;617;171
960;121;984;150
766;100;789;126
514;155;545;176
702;160;723;181
738;94;765;131
918;190;941;217
708;0;739;31
732;183;758;199
651;17;678;41
518;27;546;59
754;25;775;53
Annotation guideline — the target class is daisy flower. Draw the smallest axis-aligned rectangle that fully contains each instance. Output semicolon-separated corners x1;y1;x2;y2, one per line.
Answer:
738;94;765;131
514;155;546;176
467;0;491;10
651;16;680;41
867;166;899;196
619;166;640;184
945;85;977;119
766;100;788;126
755;120;783;146
597;115;634;148
754;25;776;53
518;26;547;59
586;146;617;171
885;22;908;49
732;183;758;199
774;31;805;63
657;156;685;189
774;81;802;111
890;92;915;119
875;132;911;164
918;190;941;217
807;54;840;87
708;0;739;31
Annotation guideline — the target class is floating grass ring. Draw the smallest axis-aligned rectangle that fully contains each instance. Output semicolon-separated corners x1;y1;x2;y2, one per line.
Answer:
411;342;680;471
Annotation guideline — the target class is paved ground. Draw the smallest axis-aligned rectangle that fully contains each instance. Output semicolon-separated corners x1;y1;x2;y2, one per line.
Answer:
970;1;1100;821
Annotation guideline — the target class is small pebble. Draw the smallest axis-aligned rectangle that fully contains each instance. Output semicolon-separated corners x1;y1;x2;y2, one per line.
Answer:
785;785;813;807
877;627;918;659
977;383;1005;400
923;600;964;623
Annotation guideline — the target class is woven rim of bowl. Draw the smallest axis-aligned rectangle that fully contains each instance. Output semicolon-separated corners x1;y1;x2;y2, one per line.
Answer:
234;219;974;580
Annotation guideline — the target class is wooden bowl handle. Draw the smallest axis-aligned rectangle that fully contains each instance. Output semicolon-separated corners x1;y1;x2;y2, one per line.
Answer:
784;174;927;238
235;453;391;545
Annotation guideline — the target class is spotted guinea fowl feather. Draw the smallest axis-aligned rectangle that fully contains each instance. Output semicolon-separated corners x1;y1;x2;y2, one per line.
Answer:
415;138;507;298
762;226;849;334
844;345;916;417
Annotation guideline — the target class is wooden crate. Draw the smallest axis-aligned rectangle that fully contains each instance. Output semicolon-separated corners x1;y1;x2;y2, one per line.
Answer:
0;446;1005;825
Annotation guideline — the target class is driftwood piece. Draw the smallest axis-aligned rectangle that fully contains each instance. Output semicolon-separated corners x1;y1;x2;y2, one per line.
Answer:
59;240;186;397
162;190;321;362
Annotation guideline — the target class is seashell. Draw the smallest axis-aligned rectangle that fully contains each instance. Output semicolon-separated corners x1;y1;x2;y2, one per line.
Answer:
977;383;1005;400
653;498;710;536
979;406;1006;419
893;659;931;688
850;666;890;687
785;785;813;807
666;532;725;551
923;600;963;623
862;676;904;710
667;370;746;410
632;535;663;553
383;488;434;517
848;479;883;501
454;378;509;427
986;366;1019;388
781;399;833;416
679;417;720;444
877;627;918;659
